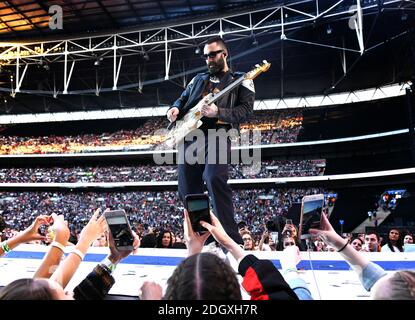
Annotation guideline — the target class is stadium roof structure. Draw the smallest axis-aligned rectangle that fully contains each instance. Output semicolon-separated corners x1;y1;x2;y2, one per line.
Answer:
0;0;306;39
0;0;414;114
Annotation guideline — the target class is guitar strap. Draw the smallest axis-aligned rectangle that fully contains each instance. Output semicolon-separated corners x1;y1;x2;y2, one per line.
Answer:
204;71;233;96
216;71;234;92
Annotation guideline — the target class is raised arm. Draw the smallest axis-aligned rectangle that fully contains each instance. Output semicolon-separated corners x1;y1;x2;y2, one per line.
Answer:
1;215;48;257
51;209;107;289
258;230;268;251
201;212;298;300
73;227;140;300
34;213;70;279
200;211;246;262
309;213;387;291
183;209;211;257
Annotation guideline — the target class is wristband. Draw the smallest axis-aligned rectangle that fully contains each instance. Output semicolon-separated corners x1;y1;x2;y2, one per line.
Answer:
1;241;11;253
100;256;117;273
51;241;66;253
337;241;349;253
70;248;85;261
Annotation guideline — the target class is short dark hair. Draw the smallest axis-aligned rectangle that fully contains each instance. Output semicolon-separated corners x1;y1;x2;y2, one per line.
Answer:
366;231;380;241
237;221;247;230
205;36;228;55
140;233;157;248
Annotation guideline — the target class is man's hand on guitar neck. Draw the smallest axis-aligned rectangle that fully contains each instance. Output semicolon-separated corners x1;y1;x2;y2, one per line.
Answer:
201;97;218;118
167;107;179;122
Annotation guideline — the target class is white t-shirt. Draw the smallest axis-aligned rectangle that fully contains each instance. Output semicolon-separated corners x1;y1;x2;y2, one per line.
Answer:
260;244;272;251
381;244;400;252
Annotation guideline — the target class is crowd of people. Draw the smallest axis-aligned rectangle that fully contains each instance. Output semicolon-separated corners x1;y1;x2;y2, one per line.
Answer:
0;110;303;155
0;117;169;155
0;159;325;183
238;224;414;254
0;188;334;243
0;202;413;301
0;109;413;301
250;109;303;144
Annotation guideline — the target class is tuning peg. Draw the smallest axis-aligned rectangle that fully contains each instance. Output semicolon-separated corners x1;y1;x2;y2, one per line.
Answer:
263;60;268;64
255;64;260;68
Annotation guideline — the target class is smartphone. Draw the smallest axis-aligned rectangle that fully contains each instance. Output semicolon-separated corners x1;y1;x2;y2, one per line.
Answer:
270;232;279;243
285;219;293;226
184;193;211;233
299;194;325;240
104;209;134;250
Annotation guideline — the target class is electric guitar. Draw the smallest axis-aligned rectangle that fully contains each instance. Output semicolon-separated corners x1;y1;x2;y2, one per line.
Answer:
163;60;271;148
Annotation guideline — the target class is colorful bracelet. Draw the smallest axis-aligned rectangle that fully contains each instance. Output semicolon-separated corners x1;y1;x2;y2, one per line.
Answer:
1;241;11;253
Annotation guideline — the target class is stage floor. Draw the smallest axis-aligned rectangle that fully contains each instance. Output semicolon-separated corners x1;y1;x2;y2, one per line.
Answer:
1;244;414;300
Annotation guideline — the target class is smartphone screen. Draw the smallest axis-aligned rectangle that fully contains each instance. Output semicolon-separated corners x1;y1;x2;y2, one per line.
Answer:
299;195;324;239
185;194;211;233
270;232;279;243
105;210;134;250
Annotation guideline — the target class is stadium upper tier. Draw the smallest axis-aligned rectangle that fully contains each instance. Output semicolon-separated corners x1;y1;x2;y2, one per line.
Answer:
0;109;302;155
0;96;410;155
0;160;325;183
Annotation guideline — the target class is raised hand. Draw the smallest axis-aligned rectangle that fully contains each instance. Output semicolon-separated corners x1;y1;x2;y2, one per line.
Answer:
309;213;346;250
183;209;211;256
199;211;232;248
21;215;50;243
140;281;163;300
49;213;70;245
200;211;246;261
78;209;107;246
201;99;218;118
107;229;140;264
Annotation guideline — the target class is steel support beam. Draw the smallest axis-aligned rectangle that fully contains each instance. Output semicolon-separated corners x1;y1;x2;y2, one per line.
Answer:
0;0;410;96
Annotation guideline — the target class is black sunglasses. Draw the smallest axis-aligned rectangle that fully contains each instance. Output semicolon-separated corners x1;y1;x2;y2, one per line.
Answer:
203;50;224;59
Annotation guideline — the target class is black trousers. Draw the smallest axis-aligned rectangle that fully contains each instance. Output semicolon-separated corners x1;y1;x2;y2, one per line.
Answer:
178;130;243;245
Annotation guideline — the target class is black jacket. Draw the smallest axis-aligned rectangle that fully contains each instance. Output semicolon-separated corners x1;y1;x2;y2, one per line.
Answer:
239;254;299;300
170;71;255;128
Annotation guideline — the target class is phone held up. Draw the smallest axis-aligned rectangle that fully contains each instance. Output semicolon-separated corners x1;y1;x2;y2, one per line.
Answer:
299;194;325;240
184;193;212;233
104;209;134;250
270;232;279;243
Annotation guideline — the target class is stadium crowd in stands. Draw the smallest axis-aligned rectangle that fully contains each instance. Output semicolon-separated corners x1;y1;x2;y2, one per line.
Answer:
0;110;303;155
1;199;414;301
0;159;325;183
0;188;333;244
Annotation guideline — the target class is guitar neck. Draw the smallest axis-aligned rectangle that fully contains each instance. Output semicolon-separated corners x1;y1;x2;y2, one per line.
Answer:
207;74;245;105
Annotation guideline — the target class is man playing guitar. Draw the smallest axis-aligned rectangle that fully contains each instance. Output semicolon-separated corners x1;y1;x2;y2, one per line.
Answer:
166;36;255;245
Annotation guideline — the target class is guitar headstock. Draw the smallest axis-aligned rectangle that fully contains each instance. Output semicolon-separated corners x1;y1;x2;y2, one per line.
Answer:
245;60;271;80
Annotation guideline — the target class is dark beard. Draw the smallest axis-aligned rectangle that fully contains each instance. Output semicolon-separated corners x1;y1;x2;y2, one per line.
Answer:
208;57;225;75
